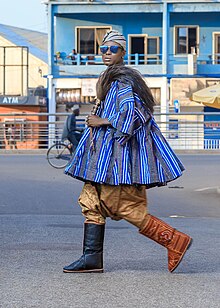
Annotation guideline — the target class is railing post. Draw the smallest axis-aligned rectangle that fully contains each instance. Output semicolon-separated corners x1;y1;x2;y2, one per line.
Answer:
77;54;81;65
135;53;139;65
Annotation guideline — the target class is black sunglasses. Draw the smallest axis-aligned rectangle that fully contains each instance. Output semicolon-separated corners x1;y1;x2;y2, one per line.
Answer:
100;45;122;55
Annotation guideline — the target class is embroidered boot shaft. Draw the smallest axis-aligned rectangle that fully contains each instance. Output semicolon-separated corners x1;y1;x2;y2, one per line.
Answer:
139;215;192;272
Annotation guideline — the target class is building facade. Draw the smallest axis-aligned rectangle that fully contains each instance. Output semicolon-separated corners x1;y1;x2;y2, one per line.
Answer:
43;0;220;149
0;24;48;149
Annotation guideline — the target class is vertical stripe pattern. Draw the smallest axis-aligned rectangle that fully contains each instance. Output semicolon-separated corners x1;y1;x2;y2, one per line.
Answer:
65;81;185;188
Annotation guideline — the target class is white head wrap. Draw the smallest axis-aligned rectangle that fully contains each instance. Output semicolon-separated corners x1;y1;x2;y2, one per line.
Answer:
71;104;79;111
102;30;126;51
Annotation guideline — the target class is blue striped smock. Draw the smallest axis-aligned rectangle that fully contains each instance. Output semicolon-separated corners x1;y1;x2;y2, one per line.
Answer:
65;80;184;188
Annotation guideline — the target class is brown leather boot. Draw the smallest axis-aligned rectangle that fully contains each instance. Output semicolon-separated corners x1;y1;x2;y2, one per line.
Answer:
139;215;192;272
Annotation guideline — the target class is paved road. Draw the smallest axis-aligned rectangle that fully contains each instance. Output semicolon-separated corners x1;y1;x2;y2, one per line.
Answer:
1;154;220;308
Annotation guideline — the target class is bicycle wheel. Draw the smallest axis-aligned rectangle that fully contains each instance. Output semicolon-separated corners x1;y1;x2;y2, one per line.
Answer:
47;143;72;169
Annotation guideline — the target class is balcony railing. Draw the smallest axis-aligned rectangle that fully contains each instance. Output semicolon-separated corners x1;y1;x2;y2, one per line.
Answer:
54;53;220;66
54;53;163;66
0;112;219;151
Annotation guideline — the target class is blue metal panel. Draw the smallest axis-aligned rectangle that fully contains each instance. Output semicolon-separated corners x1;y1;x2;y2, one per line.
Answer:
197;65;220;75
55;3;162;14
56;17;76;54
172;2;220;13
204;107;220;141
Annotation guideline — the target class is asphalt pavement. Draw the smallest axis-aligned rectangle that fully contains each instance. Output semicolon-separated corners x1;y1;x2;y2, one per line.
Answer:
1;154;220;308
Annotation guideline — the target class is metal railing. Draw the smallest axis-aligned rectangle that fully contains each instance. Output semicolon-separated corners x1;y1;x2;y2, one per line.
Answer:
54;53;220;66
0;112;219;151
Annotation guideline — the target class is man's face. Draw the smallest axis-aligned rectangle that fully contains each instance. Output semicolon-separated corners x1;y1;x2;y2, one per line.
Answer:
101;41;126;66
74;109;80;116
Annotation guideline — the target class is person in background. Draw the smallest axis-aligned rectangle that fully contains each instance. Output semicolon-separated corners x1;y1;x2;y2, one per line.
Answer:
67;49;77;65
61;105;81;147
63;30;192;274
6;124;17;150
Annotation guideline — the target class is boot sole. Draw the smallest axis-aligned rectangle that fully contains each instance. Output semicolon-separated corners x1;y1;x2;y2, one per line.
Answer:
170;237;193;273
63;268;104;273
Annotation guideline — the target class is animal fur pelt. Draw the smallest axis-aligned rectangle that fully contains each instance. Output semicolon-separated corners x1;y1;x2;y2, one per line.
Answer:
96;64;156;113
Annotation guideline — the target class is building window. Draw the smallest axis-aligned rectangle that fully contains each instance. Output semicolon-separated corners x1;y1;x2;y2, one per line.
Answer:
0;46;28;95
128;35;160;65
175;26;198;55
146;37;160;64
76;27;111;55
214;33;220;64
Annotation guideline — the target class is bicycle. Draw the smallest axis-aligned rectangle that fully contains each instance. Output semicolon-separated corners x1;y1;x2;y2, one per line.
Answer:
46;140;76;169
47;129;83;169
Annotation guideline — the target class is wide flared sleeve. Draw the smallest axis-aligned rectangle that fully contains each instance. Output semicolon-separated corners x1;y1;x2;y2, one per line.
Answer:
107;81;152;145
108;82;134;135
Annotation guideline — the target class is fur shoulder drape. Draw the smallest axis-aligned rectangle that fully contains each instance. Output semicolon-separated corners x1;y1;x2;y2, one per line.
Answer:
96;64;156;113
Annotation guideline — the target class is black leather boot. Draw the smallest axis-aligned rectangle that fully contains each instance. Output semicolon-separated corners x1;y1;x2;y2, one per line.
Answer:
63;223;105;273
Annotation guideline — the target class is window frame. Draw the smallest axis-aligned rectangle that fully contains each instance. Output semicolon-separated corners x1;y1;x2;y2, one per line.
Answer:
128;34;147;65
128;34;160;65
212;32;220;64
75;26;112;56
174;25;199;56
146;36;160;64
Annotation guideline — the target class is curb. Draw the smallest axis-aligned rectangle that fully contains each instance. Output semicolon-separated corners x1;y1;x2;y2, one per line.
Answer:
0;149;220;155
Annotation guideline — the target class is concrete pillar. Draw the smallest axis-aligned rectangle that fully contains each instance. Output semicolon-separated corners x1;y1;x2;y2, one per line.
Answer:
47;3;56;147
47;75;56;147
47;3;54;72
162;1;169;75
161;1;170;132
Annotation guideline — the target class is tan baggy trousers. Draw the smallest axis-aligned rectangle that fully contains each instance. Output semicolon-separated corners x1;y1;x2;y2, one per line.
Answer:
78;182;149;229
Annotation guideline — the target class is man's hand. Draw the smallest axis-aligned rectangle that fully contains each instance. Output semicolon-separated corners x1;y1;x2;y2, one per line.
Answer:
86;115;110;127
